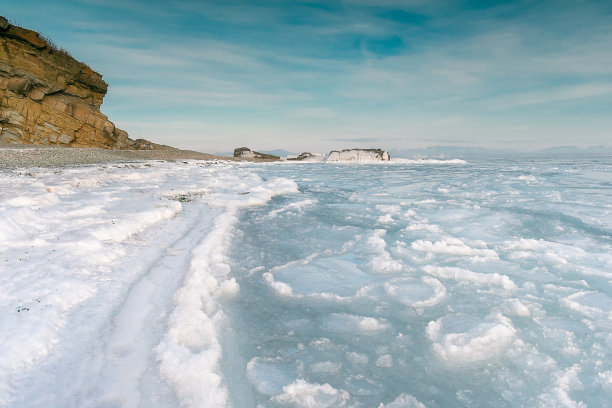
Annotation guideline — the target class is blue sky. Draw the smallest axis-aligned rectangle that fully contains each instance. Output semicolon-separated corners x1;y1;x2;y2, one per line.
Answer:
3;0;612;152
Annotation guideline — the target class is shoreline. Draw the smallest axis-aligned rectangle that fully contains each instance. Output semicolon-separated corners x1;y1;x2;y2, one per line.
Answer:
0;146;472;170
0;144;240;170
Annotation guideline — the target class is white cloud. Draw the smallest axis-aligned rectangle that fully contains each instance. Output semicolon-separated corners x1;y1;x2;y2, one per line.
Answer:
488;83;612;110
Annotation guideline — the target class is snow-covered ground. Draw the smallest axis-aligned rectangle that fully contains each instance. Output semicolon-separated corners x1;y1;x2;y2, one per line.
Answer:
0;161;297;407
1;157;611;407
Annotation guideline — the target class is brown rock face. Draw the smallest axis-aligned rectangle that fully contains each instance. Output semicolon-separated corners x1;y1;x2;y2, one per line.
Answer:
0;16;152;149
233;147;280;161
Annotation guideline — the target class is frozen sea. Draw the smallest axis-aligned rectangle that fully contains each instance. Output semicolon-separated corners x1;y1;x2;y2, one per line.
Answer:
0;156;610;407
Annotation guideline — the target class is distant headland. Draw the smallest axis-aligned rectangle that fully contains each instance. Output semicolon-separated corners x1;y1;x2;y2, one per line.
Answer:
235;147;391;163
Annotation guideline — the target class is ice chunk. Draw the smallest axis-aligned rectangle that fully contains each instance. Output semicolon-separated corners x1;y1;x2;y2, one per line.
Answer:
267;258;375;300
423;265;516;292
246;357;295;396
321;313;389;335
379;394;428;408
375;354;393;367
368;230;403;273
263;272;296;297
309;361;342;374
537;364;586;408
504;299;531;317
562;291;612;321
383;277;447;308
344;375;384;396
266;199;317;218
346;352;369;366
412;236;499;261
426;313;517;365
272;379;350;407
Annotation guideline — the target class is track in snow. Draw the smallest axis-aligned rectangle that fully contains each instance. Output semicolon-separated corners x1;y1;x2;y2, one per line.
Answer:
0;161;298;408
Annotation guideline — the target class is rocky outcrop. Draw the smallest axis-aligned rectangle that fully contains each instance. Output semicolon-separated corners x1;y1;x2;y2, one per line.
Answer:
287;152;324;161
233;147;280;161
326;148;390;162
0;16;152;149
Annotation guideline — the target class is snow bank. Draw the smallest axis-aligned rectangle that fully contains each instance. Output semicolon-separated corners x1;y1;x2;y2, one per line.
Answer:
155;175;298;408
0;161;298;407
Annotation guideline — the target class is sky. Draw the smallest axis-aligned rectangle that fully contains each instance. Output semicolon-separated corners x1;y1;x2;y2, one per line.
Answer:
2;0;612;153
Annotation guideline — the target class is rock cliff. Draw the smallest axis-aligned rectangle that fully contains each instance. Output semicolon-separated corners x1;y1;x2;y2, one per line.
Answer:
287;152;324;162
326;148;390;162
0;16;152;149
233;147;280;161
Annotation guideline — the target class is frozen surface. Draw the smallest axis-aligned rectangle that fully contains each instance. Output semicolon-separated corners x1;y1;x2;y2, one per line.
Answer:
225;158;612;407
1;157;611;407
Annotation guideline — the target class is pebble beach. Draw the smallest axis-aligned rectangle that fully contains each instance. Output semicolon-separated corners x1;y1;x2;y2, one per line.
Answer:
0;144;233;170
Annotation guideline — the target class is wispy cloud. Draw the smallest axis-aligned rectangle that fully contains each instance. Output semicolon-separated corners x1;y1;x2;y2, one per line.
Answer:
291;108;335;119
488;83;612;110
5;0;611;150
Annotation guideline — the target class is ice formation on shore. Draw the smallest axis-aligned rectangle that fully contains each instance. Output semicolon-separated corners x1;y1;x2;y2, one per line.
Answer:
326;148;390;162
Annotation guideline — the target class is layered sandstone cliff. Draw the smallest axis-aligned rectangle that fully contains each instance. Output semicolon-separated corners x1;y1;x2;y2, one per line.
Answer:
0;16;151;149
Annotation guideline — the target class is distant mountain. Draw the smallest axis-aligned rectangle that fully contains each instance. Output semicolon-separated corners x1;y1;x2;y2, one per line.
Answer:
210;152;229;157
259;149;298;158
531;145;612;157
389;146;517;159
390;145;612;159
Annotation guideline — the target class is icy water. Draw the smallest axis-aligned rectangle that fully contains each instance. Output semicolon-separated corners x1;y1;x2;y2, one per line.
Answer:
0;157;611;407
222;158;612;407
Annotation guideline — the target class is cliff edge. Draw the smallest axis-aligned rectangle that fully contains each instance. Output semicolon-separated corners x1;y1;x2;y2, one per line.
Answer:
0;16;152;149
326;148;390;162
